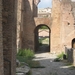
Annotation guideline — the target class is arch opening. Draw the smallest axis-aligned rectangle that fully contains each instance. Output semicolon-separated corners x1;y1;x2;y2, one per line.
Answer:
72;38;75;48
34;24;51;53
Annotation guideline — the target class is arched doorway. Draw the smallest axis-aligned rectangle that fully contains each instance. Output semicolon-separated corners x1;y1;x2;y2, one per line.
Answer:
34;24;51;53
72;38;75;48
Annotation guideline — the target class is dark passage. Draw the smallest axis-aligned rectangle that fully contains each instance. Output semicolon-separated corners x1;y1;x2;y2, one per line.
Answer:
34;24;51;53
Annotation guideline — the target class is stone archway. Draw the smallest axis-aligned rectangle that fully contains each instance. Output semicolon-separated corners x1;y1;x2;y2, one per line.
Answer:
34;24;51;53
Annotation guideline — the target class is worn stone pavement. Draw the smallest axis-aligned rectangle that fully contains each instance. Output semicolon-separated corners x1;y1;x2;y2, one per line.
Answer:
31;52;75;75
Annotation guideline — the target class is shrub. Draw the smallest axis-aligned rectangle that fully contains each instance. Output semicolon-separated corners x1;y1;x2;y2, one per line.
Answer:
57;52;64;60
54;52;67;62
17;49;34;59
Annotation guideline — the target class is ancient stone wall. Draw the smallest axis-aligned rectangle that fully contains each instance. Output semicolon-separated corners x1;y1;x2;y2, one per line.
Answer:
34;17;51;27
18;0;75;54
51;0;61;53
0;0;4;75
60;0;75;51
2;0;17;75
51;0;75;53
21;0;35;50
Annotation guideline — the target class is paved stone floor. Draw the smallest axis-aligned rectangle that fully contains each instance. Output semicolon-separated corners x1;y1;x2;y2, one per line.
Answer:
31;53;75;75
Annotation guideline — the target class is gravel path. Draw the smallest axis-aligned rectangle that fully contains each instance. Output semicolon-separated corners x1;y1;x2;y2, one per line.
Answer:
31;53;75;75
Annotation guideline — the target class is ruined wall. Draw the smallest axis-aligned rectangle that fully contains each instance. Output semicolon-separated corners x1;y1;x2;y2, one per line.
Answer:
0;0;4;75
60;0;75;50
51;0;75;53
18;0;75;54
2;0;17;75
21;0;35;50
51;0;61;53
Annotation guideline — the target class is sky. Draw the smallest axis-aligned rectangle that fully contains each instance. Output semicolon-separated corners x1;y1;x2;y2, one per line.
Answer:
38;0;52;8
38;0;75;8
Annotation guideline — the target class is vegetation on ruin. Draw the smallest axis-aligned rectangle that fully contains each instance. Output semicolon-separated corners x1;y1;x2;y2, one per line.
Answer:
17;48;34;59
17;49;45;68
54;52;67;62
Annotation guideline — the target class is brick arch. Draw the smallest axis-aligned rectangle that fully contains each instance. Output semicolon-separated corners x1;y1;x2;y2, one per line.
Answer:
34;17;51;28
34;24;51;32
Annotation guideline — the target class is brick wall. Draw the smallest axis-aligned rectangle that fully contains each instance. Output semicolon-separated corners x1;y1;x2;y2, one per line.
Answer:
2;0;17;75
50;0;75;53
51;0;61;53
60;0;74;50
0;0;4;75
34;17;51;27
18;0;75;54
21;0;35;50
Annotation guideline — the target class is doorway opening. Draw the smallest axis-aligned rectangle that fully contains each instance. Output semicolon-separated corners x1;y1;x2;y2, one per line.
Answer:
34;24;51;53
72;38;75;48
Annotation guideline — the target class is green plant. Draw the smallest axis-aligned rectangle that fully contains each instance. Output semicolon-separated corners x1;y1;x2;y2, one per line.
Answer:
17;56;45;68
57;52;64;60
54;52;67;62
17;48;34;59
40;26;48;29
17;49;45;68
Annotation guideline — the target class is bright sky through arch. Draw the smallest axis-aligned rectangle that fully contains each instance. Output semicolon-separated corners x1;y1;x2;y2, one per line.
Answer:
38;0;52;8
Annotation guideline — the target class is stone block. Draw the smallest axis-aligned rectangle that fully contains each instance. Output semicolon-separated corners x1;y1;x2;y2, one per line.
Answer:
67;48;73;63
73;49;75;66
